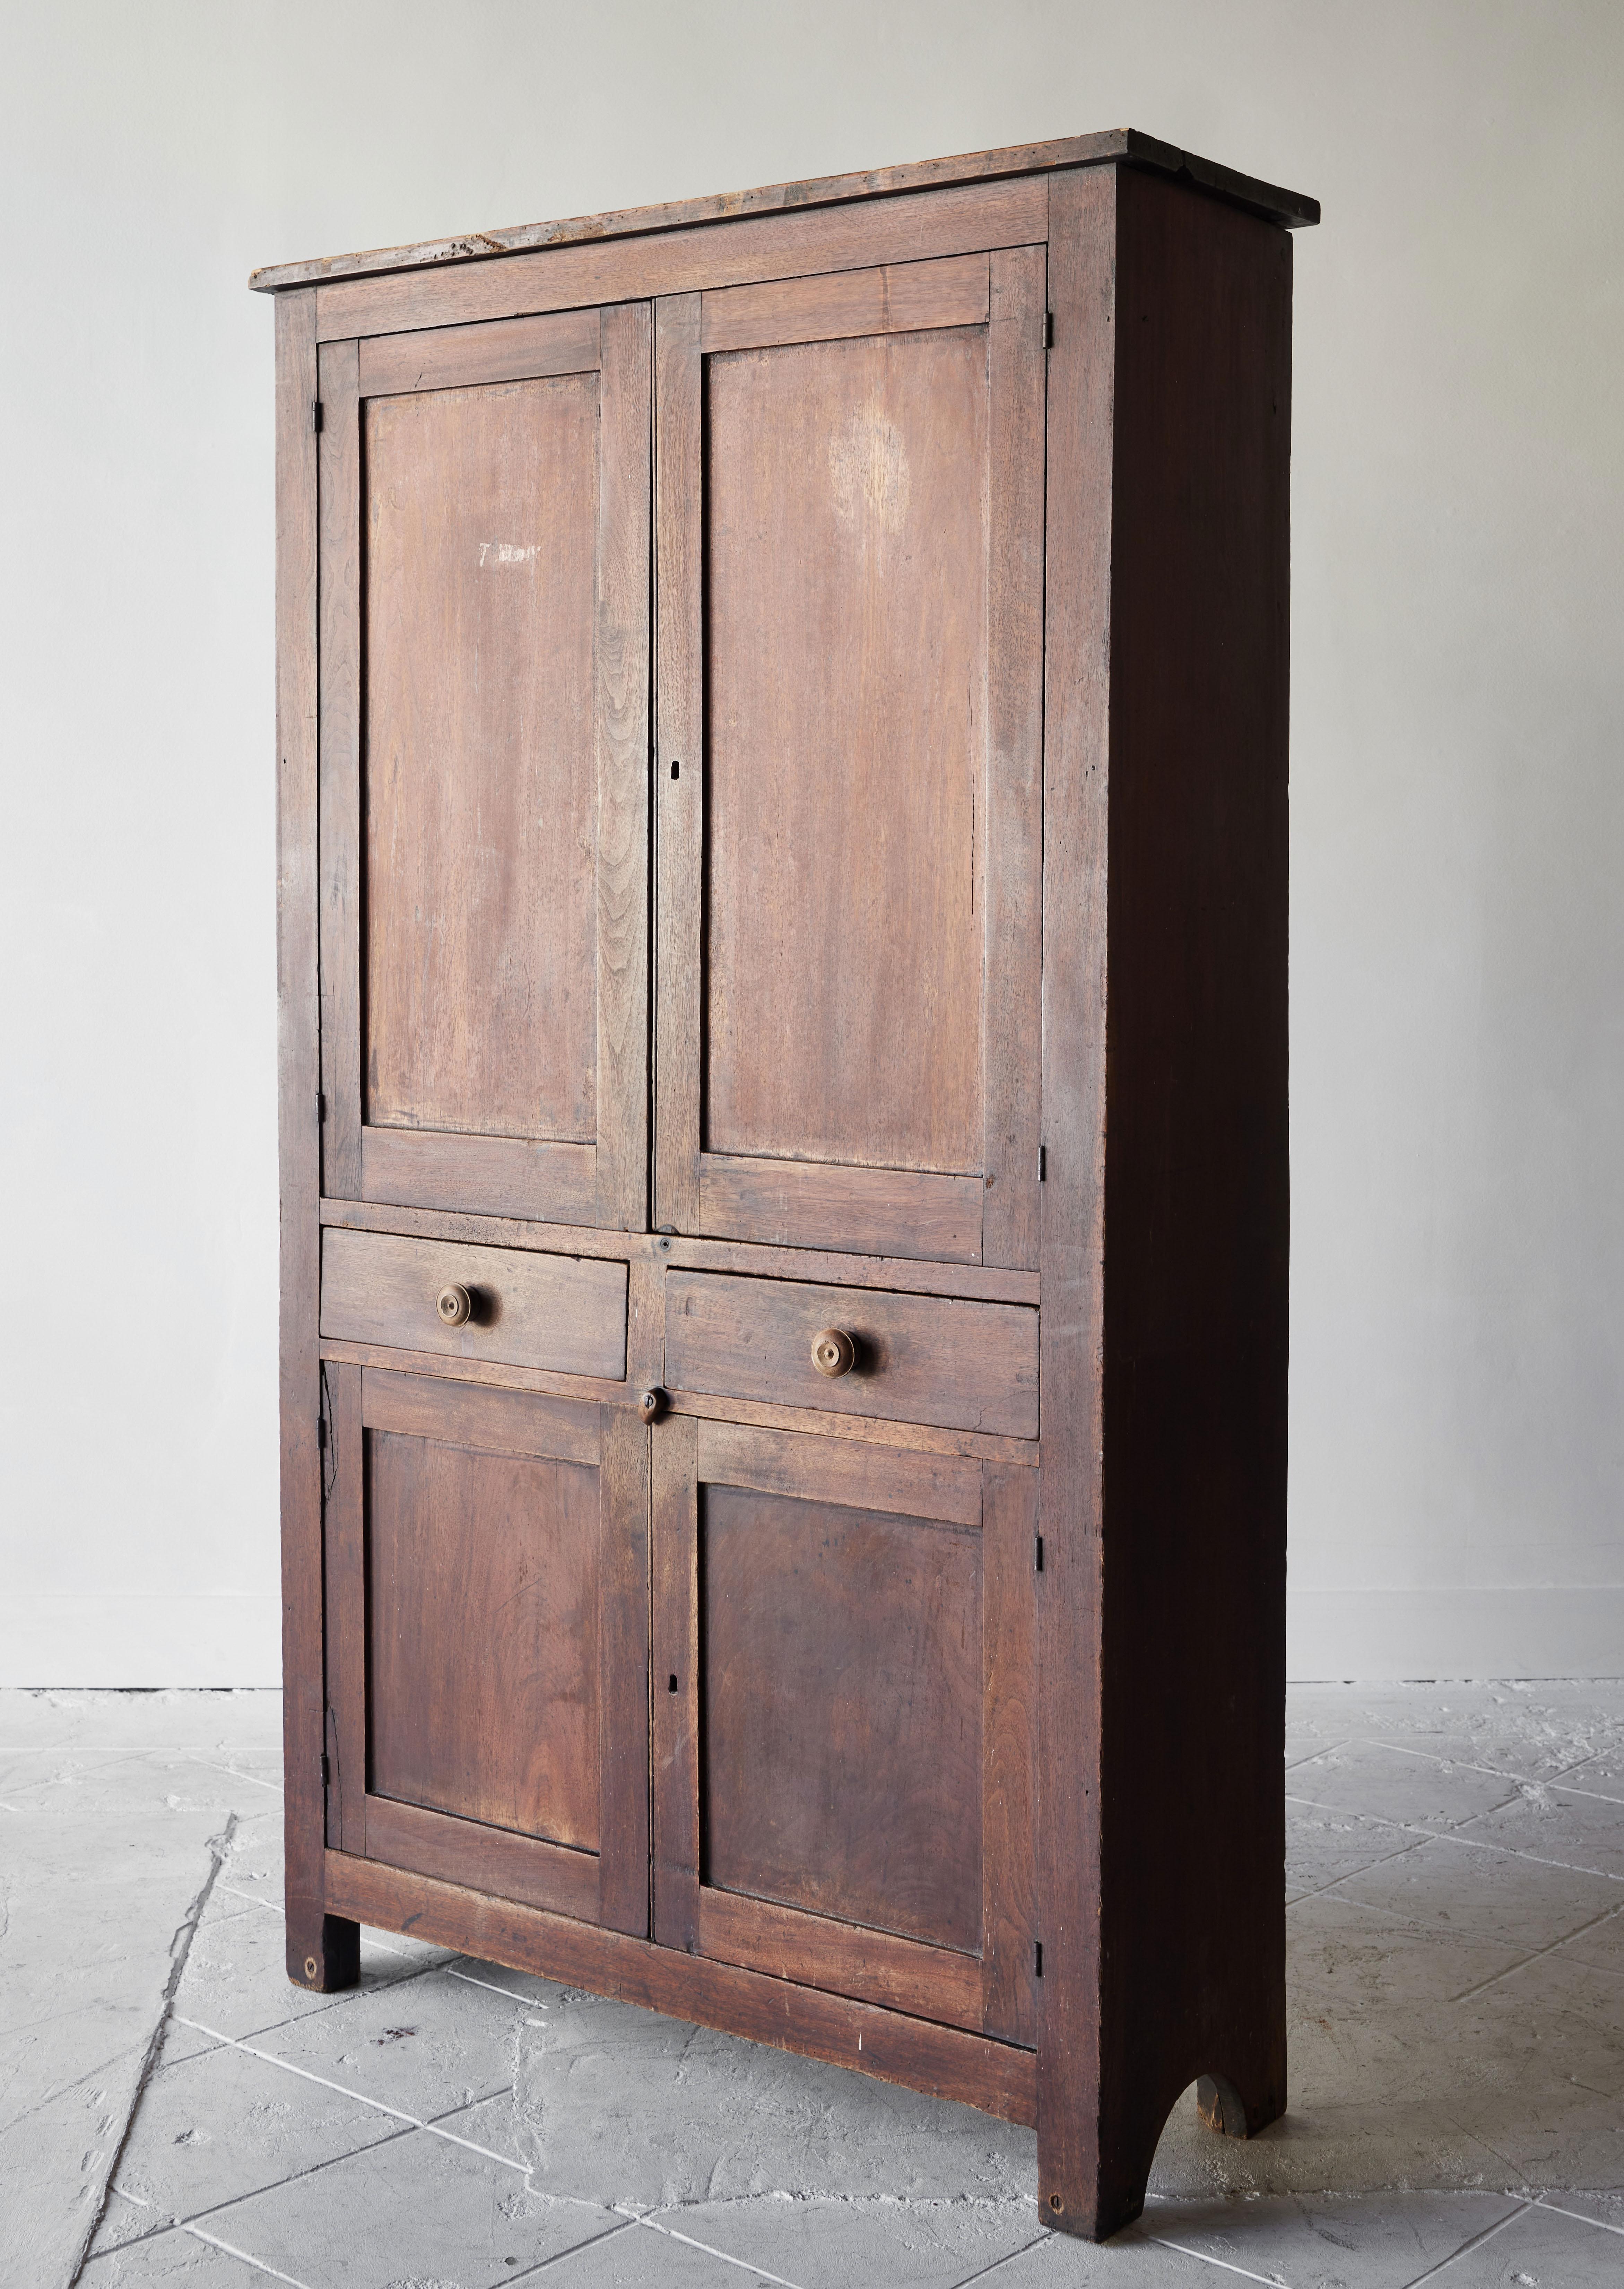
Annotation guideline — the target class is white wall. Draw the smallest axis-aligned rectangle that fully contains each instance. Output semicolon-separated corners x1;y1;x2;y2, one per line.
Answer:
2;2;1619;1685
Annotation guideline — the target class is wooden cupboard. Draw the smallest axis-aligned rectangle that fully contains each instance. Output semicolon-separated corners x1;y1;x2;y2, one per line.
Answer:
255;129;1317;2240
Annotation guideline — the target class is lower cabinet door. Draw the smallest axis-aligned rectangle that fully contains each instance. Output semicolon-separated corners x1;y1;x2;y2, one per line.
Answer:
321;1364;651;1937
651;1417;1039;2043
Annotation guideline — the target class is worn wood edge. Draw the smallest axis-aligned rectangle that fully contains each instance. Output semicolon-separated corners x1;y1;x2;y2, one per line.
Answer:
318;1198;1041;1303
697;1888;986;2035
361;1366;603;1463
668;1389;1039;1467
250;130;1317;291
362;1795;600;1923
319;1339;630;1405
696;1417;985;1524
323;1850;1039;2123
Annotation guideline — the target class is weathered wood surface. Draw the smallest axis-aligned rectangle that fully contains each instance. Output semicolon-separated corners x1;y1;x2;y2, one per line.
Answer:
251;128;1318;291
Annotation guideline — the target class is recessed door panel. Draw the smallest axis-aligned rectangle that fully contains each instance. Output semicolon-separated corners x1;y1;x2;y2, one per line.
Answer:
703;1484;983;1951
655;251;1045;1265
364;373;599;1145
367;1432;601;1847
706;329;987;1177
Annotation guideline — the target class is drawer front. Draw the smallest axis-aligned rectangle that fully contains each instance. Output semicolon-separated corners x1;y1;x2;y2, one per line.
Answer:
321;1228;627;1380
663;1270;1037;1438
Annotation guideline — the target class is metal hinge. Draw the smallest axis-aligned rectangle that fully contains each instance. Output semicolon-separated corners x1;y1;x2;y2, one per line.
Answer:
1035;1535;1044;1573
316;1415;327;1450
320;1751;331;1789
1037;1144;1047;1182
312;399;324;433
316;1091;326;1123
1042;311;1054;351
1034;1941;1044;1977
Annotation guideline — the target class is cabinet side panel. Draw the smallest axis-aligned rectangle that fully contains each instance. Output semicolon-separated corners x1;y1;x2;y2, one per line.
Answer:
1098;169;1293;2193
277;288;354;1986
1035;168;1115;2228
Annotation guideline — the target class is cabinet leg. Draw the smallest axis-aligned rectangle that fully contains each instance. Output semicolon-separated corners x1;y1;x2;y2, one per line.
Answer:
286;1899;359;1992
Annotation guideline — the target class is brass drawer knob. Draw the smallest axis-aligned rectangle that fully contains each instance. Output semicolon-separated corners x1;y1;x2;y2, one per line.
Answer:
811;1327;857;1378
436;1283;473;1327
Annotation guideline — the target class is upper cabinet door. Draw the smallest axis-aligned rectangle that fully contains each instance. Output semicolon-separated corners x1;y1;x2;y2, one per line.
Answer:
318;304;652;1231
655;250;1046;1268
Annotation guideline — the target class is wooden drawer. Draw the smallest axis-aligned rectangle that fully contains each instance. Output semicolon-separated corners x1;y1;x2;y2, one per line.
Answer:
663;1270;1037;1438
320;1228;627;1380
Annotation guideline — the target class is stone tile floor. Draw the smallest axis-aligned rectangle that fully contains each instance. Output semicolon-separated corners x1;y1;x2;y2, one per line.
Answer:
2;1684;1621;2288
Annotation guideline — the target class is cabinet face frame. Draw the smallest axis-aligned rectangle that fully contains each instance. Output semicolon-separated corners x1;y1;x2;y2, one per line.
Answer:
321;1364;652;1938
650;1416;1037;2043
654;247;1046;1267
316;302;652;1233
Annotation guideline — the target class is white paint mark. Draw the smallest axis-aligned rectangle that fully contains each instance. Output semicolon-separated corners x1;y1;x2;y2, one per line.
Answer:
479;540;542;567
828;407;910;535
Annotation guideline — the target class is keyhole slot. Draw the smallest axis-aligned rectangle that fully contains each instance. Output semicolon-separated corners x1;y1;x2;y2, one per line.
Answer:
668;1674;679;1693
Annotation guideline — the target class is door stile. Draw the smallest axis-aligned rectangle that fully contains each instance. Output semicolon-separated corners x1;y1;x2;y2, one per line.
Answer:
981;1459;1040;2043
316;337;363;1202
650;1411;701;1948
594;304;654;1232
322;1359;368;1854
981;248;1048;1273
597;1401;653;1935
653;295;704;1234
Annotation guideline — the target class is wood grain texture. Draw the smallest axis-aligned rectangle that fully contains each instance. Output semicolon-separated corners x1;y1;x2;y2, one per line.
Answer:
322;1364;366;1856
593;302;652;1231
701;252;989;353
314;179;1050;340
651;1413;700;1950
980;247;1047;1272
363;368;600;1145
653;294;703;1232
597;1404;652;1936
316;337;363;1202
367;1429;602;1849
669;1390;1039;1468
696;1420;983;1527
981;1463;1039;2047
361;1368;601;1464
702;1484;982;1953
324;1850;1040;2124
320;1228;627;1379
276;286;355;1985
319;1196;1042;1306
251;129;1317;292
703;316;987;1179
665;1271;1038;1438
698;1890;983;2032
697;1155;981;1265
1034;163;1115;2237
320;1340;631;1409
364;1794;599;1923
358;307;600;397
359;1128;596;1224
1084;166;1293;2228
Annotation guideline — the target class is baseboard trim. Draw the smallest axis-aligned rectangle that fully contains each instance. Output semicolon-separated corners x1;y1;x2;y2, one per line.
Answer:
1288;1585;1624;1681
0;1595;282;1687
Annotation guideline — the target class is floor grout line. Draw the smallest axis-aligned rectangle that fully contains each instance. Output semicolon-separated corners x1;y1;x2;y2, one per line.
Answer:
947;2232;1050;2287
1284;1792;1624;1883
1397;2197;1532;2284
1348;1735;1624;1802
183;2222;319;2288
1152;2234;1294;2286
1449;1900;1624;2001
1534;2195;1624;2239
504;2214;646;2280
637;2210;809;2288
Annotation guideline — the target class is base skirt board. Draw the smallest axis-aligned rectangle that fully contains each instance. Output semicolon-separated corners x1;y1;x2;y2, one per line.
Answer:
322;1850;1036;2124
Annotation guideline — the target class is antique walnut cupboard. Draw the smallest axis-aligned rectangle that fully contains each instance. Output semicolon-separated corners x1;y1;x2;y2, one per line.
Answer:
255;130;1317;2241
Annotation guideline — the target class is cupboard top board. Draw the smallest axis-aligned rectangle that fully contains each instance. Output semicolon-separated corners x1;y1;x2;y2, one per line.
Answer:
248;127;1319;293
